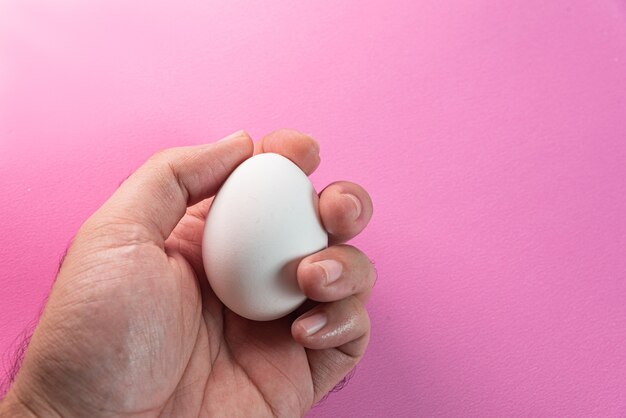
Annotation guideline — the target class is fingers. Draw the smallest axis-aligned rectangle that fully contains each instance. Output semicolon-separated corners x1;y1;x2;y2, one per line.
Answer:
86;131;254;245
319;181;373;244
291;296;371;402
292;296;370;350
163;129;322;274
254;129;320;175
293;244;375;403
182;129;320;224
297;245;376;304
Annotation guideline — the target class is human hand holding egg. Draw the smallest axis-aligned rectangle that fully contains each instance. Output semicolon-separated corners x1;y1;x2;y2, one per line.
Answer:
0;129;375;418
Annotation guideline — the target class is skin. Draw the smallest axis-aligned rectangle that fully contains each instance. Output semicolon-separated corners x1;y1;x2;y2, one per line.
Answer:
0;129;375;418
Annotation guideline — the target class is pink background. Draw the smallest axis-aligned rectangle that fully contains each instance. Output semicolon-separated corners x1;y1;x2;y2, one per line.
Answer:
2;1;626;416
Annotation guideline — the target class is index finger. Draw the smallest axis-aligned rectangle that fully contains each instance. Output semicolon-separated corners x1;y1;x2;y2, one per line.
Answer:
254;129;321;175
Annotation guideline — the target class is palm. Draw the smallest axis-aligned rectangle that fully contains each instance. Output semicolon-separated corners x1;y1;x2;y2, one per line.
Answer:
111;209;316;417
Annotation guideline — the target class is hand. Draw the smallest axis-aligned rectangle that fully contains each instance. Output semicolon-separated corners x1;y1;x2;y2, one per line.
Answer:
1;130;375;417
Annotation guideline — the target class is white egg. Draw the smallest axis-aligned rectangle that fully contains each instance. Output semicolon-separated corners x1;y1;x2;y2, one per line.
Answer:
202;153;328;321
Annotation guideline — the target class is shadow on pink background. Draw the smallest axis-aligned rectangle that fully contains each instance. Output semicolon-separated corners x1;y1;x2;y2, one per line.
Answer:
2;1;626;416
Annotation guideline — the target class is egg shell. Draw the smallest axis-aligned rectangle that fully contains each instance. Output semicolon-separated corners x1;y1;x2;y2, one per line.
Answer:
202;153;328;321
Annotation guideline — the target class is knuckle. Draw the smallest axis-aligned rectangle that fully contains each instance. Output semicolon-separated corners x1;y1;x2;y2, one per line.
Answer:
148;147;188;170
146;148;190;199
346;295;364;316
146;150;176;178
334;243;359;257
276;128;297;136
354;308;371;339
79;216;154;247
275;128;302;138
349;280;359;295
149;148;173;164
338;245;369;267
368;258;378;288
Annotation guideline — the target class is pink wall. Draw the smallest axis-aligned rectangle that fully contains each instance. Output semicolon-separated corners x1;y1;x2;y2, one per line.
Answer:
2;1;626;416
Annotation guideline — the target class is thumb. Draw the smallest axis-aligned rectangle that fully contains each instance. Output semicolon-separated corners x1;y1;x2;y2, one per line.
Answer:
85;130;253;245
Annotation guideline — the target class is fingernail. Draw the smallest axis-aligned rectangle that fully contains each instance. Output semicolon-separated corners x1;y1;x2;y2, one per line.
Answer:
342;193;362;220
218;130;246;142
299;312;327;336
313;259;343;285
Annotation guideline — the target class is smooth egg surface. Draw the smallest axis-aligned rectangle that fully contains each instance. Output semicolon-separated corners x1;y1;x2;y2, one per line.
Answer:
202;153;328;321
